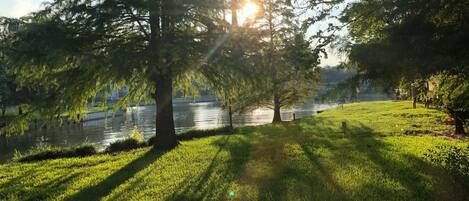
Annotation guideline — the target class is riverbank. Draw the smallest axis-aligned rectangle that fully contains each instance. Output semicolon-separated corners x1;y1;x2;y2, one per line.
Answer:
1;101;468;201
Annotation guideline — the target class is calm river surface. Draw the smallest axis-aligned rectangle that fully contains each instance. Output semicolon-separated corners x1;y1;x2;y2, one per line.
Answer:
0;100;335;163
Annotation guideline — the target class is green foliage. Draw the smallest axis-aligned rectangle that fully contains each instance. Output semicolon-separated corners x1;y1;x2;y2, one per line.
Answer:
428;72;469;134
13;143;97;163
105;128;146;153
0;101;468;200
429;72;469;115
148;126;233;145
105;138;146;153
425;145;469;177
129;126;144;143
343;0;469;89
177;126;233;141
231;1;321;117
0;0;229;137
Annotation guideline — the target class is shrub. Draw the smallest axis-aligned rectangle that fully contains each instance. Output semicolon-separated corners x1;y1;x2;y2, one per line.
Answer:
73;145;98;157
424;145;469;176
105;138;145;153
178;126;233;141
130;126;145;142
148;126;233;145
14;143;97;162
105;127;146;153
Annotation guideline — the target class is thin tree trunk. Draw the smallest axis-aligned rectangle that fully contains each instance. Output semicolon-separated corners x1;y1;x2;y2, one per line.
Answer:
154;75;178;149
454;117;466;135
272;94;281;123
228;105;233;129
411;84;416;109
18;106;23;115
1;105;5;117
231;0;238;28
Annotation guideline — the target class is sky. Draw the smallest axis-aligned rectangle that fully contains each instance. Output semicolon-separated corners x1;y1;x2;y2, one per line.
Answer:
0;0;47;18
0;0;343;66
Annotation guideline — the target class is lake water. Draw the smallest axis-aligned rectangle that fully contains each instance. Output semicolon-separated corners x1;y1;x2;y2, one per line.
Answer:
0;100;336;163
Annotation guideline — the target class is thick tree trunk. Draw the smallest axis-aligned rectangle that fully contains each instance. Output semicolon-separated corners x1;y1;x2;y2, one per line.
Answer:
154;75;178;149
148;0;178;149
272;94;281;123
454;117;466;135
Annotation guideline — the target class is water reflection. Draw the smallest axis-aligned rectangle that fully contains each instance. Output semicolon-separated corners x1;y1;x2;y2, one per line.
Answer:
0;100;335;163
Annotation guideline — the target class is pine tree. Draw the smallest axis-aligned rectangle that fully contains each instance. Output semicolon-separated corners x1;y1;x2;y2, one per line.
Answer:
232;0;321;123
1;0;227;149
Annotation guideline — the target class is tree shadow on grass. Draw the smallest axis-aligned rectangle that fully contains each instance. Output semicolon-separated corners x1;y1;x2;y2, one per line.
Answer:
274;117;446;200
346;123;468;200
249;118;354;201
65;148;166;201
168;135;251;201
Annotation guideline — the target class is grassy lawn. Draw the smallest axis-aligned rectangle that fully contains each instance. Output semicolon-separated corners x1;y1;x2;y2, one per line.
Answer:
0;101;468;201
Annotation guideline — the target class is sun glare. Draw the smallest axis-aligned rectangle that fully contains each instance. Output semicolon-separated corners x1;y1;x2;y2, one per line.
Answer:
239;2;258;24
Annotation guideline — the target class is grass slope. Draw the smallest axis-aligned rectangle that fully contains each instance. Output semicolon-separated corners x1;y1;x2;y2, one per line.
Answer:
0;101;468;201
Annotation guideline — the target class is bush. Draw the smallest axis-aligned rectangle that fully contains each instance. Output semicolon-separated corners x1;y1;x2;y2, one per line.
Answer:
148;126;233;145
129;126;144;142
178;126;233;141
104;138;146;153
105;126;146;153
14;143;97;162
424;145;469;176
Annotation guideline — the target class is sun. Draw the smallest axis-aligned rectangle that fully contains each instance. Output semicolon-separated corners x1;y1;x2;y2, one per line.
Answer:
238;2;258;24
241;2;258;18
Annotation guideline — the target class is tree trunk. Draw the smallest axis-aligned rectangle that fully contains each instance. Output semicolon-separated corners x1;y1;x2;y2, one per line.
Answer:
454;117;466;135
411;84;417;109
153;75;178;149
1;105;5;117
231;0;238;28
18;106;23;115
228;105;233;129
148;0;178;149
272;94;281;123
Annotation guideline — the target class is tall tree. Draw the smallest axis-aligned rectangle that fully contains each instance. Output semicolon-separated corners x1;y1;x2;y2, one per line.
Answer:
234;0;321;123
1;0;227;149
201;0;264;128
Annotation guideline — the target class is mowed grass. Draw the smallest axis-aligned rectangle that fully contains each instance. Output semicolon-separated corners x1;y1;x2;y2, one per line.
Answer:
0;101;468;201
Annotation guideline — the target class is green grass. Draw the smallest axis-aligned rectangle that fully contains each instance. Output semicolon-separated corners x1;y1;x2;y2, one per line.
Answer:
0;101;468;201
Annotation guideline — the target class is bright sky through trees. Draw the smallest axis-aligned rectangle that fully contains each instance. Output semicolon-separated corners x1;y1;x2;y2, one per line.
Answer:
238;1;258;23
0;0;343;67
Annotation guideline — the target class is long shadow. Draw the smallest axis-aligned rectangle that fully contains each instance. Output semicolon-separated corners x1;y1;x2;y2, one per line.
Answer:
287;116;428;200
168;135;251;201
343;122;461;200
346;124;427;194
298;143;352;201
66;148;166;201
